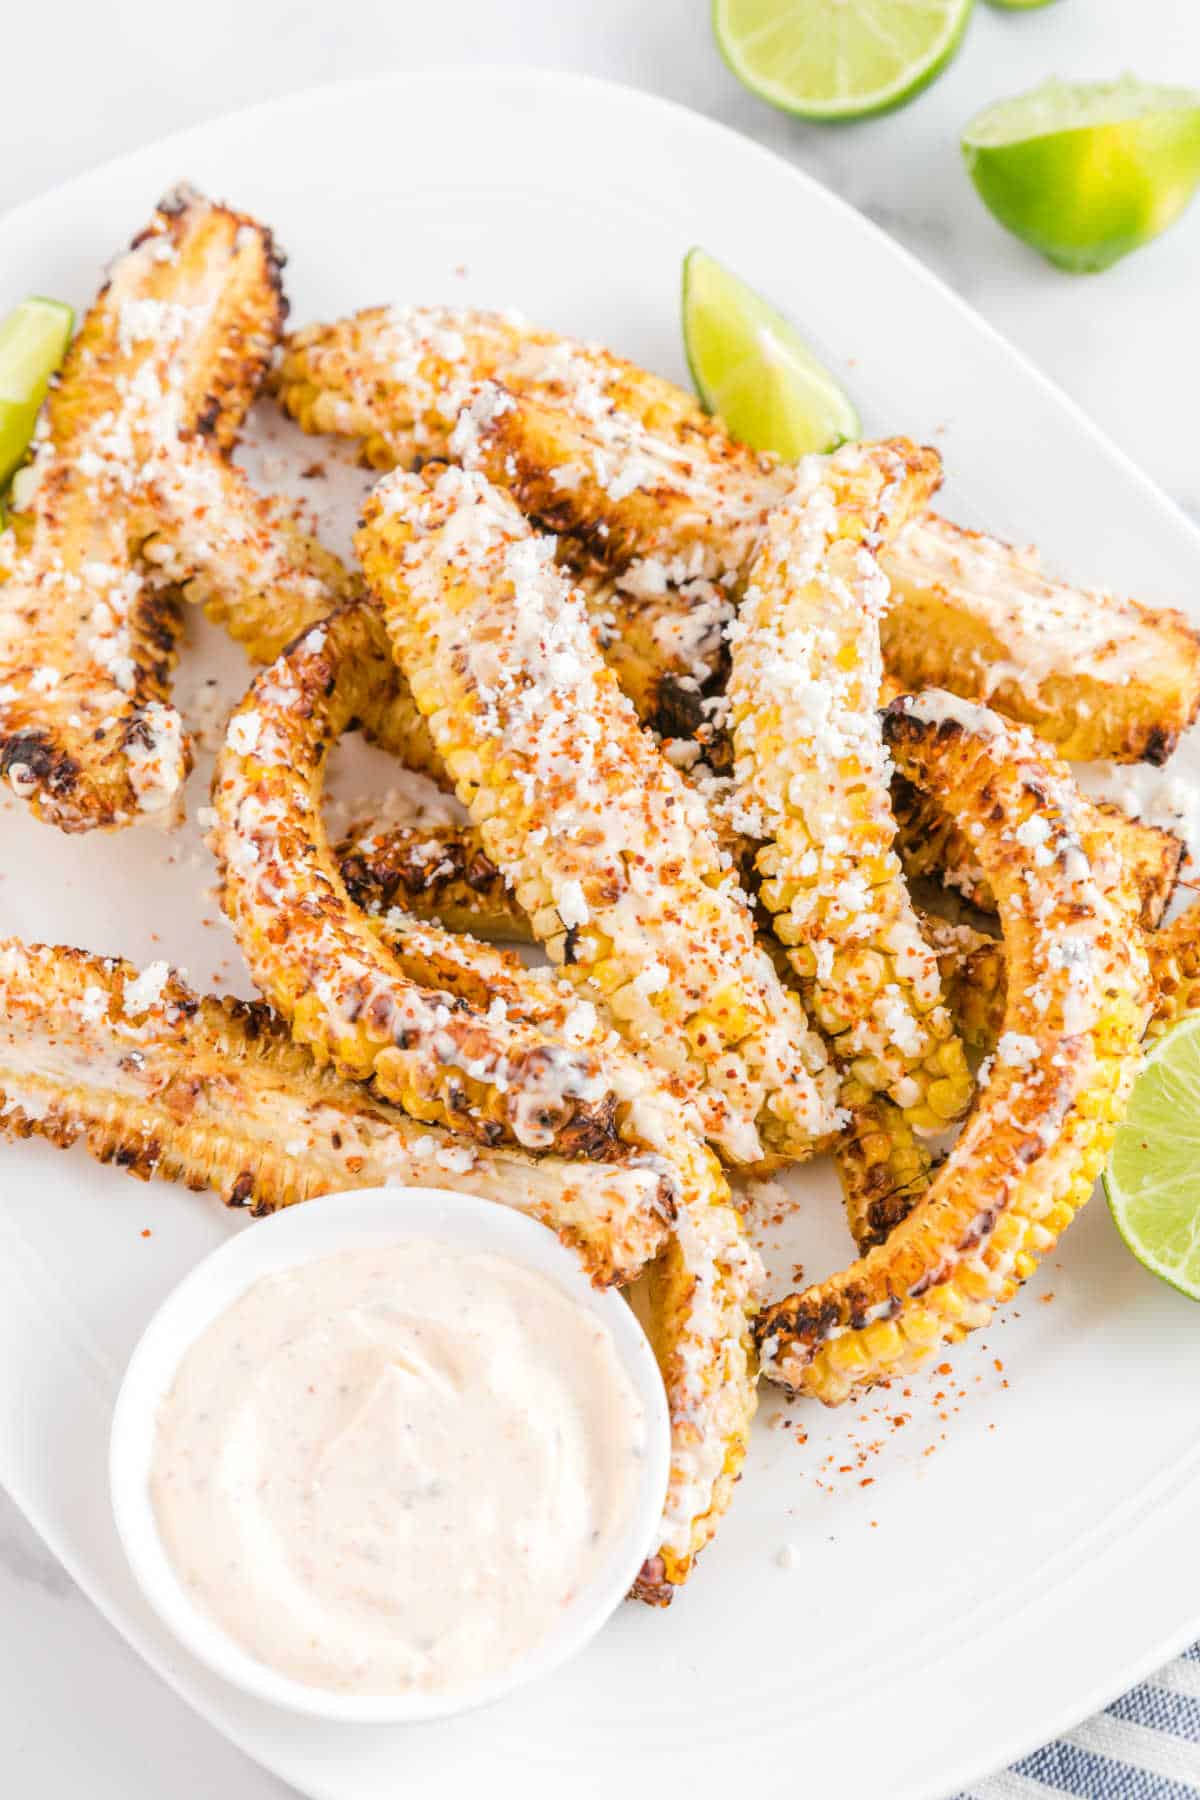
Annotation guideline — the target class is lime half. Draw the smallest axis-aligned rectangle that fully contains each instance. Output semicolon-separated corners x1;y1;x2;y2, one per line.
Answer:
683;249;860;459
713;0;974;122
1104;1015;1200;1301
0;296;74;491
963;76;1200;272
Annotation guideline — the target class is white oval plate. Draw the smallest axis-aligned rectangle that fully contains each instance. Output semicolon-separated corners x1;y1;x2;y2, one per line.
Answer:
1;67;1199;1800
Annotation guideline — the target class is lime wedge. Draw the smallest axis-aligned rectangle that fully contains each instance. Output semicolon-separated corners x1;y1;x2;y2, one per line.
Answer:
683;249;860;460
963;76;1200;272
0;296;74;490
1104;1015;1200;1301
712;0;974;122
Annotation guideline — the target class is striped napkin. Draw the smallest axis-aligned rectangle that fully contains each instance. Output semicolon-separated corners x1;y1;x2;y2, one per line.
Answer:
957;1643;1200;1798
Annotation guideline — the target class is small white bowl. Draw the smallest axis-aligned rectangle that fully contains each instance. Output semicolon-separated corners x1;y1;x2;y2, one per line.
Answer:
110;1186;670;1724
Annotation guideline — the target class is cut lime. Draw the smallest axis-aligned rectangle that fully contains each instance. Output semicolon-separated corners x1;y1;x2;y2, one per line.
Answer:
0;296;74;490
712;0;974;123
963;76;1200;272
1104;1015;1200;1301
683;249;860;460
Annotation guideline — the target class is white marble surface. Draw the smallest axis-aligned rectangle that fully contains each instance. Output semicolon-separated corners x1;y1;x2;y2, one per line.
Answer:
1;1;1197;1794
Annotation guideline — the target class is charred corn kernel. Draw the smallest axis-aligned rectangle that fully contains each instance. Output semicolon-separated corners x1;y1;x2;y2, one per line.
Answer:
357;463;841;1170
725;441;972;1139
955;1265;997;1303
755;700;1150;1406
901;1311;943;1348
863;1320;906;1364
827;1333;874;1376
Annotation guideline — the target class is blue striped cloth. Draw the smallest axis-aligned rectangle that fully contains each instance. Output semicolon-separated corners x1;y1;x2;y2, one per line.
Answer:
957;1644;1200;1798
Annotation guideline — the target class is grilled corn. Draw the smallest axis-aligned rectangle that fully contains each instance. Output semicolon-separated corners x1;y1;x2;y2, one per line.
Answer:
277;305;1200;764
726;442;973;1135
212;600;629;1158
756;693;1151;1403
357;463;841;1169
0;187;285;830
0;938;673;1285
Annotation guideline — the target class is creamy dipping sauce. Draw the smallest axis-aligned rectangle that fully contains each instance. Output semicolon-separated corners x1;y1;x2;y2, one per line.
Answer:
149;1241;648;1696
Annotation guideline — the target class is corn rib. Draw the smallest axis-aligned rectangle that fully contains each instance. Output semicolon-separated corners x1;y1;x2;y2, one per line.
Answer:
211;599;638;1157
276;305;1200;763
755;693;1150;1404
0;187;286;830
0;938;675;1287
357;463;841;1169
726;440;972;1138
880;518;1200;764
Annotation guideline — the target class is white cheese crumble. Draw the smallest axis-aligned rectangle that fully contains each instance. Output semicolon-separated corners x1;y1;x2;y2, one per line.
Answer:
123;960;173;1018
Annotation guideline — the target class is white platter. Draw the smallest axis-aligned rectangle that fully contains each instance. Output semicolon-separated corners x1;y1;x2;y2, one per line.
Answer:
2;67;1200;1800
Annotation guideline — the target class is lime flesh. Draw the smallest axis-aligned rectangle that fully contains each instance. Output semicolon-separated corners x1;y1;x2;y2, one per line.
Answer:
713;0;974;123
1104;1015;1200;1301
683;249;860;460
0;296;74;489
963;76;1200;272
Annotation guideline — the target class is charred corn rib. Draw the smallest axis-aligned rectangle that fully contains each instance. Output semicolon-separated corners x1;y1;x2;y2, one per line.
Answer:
0;187;287;830
894;777;1182;932
278;306;1200;762
334;793;1176;974
755;693;1150;1404
330;789;1167;1074
277;304;780;560
880;518;1200;765
358;464;841;1169
212;600;634;1157
212;593;756;1594
726;441;972;1137
0;938;674;1286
